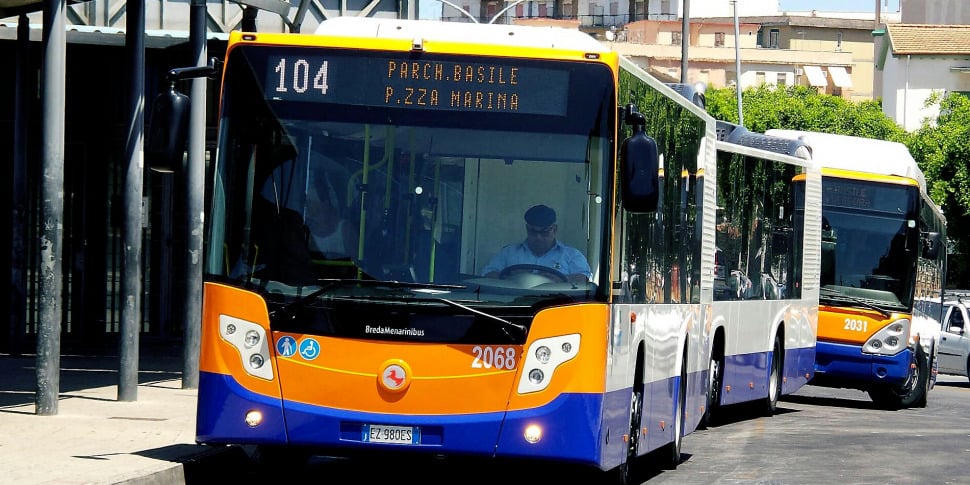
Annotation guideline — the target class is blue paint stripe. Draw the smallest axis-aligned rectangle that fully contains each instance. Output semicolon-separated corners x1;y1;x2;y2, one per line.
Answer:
195;370;610;466
814;341;913;384
196;371;288;445
719;346;816;406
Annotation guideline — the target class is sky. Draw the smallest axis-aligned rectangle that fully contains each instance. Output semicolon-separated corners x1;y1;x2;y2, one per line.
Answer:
778;0;900;12
419;0;904;20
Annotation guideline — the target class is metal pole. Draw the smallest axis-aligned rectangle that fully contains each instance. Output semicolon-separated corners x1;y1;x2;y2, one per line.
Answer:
680;0;689;83
875;0;881;30
182;0;207;389
37;0;66;416
119;0;146;402
10;14;29;357
241;6;257;32
733;0;743;126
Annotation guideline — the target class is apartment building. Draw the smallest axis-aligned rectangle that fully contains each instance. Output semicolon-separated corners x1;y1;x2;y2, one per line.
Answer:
610;15;876;101
877;24;970;131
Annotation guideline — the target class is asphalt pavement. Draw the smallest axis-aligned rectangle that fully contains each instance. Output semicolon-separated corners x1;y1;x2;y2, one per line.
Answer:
6;347;967;485
0;349;242;485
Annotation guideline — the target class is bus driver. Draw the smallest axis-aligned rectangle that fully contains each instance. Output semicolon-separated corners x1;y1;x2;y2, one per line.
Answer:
482;204;592;284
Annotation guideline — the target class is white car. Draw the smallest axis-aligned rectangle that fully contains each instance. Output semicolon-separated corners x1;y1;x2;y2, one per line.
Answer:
939;295;970;381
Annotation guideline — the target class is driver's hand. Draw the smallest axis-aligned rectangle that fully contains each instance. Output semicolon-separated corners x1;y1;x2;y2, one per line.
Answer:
567;274;589;284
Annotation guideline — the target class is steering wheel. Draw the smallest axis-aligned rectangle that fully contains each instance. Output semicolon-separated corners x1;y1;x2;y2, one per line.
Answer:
498;264;569;283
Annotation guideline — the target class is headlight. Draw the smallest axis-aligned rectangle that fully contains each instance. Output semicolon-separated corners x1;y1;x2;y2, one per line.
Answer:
535;346;551;364
244;330;261;348
220;315;274;380
863;319;910;356
517;334;581;394
528;368;544;384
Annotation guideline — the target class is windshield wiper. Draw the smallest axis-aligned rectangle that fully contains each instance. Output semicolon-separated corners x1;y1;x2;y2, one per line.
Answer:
820;287;892;318
433;297;526;341
269;279;467;320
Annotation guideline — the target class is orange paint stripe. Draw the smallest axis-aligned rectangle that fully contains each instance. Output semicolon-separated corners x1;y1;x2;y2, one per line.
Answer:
818;306;896;345
202;282;611;415
200;283;281;399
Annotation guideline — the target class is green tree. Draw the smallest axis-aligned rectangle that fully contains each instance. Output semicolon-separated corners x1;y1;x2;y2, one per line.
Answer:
706;85;908;141
909;92;970;287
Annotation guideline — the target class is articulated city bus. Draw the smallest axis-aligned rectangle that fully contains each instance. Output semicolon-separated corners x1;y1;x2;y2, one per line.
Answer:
762;129;947;408
151;17;820;481
704;123;821;422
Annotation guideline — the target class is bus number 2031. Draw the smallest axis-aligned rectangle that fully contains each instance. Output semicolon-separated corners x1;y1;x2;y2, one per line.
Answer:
844;319;868;332
471;346;517;369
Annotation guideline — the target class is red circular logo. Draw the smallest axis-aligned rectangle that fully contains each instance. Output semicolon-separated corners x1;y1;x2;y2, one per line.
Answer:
379;360;411;393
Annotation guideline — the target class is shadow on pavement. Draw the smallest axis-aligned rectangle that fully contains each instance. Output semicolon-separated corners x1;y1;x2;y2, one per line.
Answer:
0;353;182;408
782;393;882;410
186;444;699;485
181;445;256;483
933;379;970;389
701;400;800;429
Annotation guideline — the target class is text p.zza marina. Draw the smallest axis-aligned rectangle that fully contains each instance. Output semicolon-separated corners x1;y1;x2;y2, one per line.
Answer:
266;53;568;116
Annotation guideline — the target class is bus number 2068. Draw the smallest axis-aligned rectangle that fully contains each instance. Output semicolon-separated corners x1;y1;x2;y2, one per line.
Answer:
471;346;517;369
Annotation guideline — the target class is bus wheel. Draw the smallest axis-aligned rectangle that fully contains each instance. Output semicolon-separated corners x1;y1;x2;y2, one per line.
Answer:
700;344;723;428
611;359;645;484
868;344;929;410
661;349;687;469
917;340;934;408
763;333;783;416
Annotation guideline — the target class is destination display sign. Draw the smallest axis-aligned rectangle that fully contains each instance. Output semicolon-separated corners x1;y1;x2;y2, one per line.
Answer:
264;53;570;116
823;183;875;209
822;178;914;214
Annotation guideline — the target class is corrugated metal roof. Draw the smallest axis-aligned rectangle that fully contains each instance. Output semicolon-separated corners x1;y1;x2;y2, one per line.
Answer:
0;0;89;18
887;24;970;56
0;22;228;48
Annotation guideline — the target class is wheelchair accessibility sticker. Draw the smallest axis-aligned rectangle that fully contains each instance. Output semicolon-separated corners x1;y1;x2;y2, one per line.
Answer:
275;336;320;361
299;338;320;361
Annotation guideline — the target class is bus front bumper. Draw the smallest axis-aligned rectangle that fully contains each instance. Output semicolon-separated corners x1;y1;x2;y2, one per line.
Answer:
196;371;606;465
812;341;913;387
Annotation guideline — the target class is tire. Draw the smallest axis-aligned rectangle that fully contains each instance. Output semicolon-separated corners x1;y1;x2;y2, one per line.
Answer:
763;333;783;416
918;340;935;408
867;344;930;410
661;350;688;470
700;342;723;429
611;360;645;485
609;459;630;485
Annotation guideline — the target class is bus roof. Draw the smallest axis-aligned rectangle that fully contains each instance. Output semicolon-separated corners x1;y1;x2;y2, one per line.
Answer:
765;129;925;192
313;17;609;52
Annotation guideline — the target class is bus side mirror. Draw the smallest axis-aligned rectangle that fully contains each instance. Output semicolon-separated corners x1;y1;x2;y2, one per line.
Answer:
146;83;191;173
620;105;660;213
922;231;942;259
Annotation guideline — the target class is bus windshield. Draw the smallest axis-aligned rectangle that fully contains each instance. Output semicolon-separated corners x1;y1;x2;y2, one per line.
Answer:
820;177;919;309
205;44;615;308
